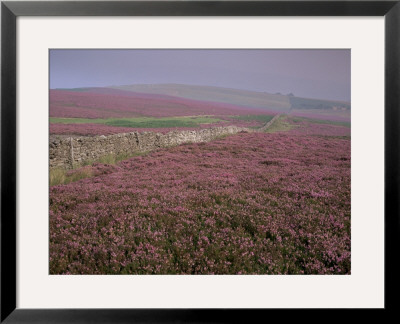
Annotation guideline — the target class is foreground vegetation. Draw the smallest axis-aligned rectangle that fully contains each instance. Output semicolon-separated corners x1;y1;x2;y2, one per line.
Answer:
50;121;350;274
50;152;149;186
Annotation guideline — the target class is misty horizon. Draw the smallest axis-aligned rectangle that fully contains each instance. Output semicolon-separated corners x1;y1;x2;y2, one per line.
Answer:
50;49;351;102
51;82;350;103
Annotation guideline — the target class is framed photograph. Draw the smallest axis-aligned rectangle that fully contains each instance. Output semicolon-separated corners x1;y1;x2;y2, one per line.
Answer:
1;0;399;322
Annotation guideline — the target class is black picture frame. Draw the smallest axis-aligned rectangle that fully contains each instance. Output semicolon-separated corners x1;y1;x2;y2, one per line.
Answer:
1;1;399;322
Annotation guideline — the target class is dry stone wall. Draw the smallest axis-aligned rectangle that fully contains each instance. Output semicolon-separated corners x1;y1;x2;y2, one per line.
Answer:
49;115;282;170
256;114;281;132
49;125;251;170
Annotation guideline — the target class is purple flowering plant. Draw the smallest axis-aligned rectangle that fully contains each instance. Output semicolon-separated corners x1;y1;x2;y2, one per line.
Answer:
50;120;350;275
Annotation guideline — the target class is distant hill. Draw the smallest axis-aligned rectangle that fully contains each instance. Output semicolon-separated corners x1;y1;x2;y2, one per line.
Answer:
54;84;350;116
288;96;350;111
50;88;275;119
110;84;291;111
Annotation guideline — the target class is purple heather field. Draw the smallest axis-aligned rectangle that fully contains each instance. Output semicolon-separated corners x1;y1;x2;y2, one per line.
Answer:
49;50;351;275
50;119;351;275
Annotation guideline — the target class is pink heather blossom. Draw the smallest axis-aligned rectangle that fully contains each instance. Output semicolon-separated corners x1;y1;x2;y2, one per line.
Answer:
50;122;350;275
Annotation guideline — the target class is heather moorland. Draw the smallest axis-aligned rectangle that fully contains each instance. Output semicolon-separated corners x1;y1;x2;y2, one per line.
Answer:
49;117;351;275
49;48;351;276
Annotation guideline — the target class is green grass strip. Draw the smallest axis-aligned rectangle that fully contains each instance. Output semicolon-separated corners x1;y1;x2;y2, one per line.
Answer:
50;116;223;128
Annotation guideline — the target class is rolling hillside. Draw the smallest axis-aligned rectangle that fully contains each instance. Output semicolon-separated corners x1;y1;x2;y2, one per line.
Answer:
288;95;350;111
50;89;272;119
110;84;291;111
55;84;350;115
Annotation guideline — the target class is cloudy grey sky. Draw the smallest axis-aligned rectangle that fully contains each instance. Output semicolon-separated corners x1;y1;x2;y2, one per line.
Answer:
50;49;350;101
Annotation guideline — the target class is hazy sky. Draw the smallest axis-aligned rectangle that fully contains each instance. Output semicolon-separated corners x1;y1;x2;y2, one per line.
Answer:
50;49;350;102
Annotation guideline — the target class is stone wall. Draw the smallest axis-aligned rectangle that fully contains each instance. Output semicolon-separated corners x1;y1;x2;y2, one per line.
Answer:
49;115;283;170
256;114;281;132
49;125;252;170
